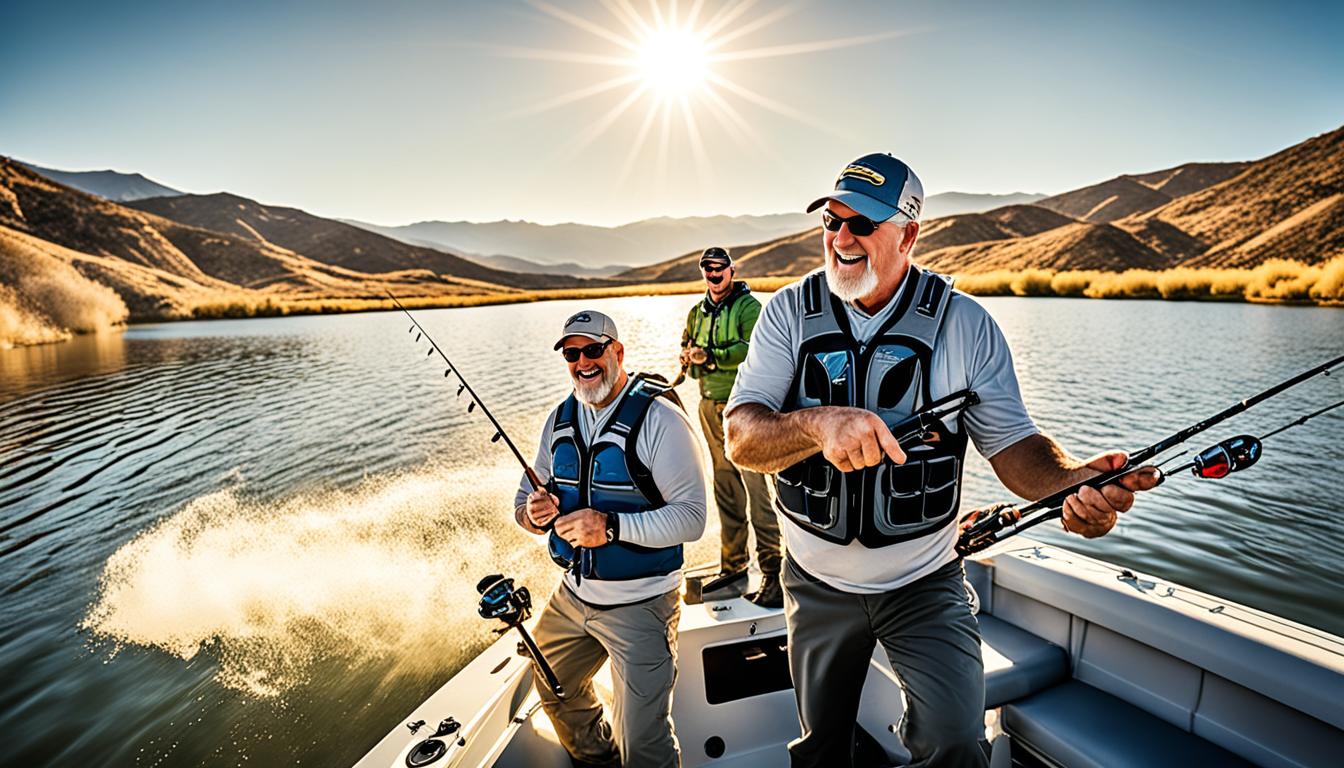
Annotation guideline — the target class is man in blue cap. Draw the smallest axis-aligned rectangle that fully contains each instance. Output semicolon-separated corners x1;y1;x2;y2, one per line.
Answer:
723;154;1160;766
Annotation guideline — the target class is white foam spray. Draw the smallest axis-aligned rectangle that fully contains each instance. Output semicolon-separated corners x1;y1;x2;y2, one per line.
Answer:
82;462;552;697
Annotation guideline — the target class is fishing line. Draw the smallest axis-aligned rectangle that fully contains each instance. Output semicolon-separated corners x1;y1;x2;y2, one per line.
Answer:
385;291;545;493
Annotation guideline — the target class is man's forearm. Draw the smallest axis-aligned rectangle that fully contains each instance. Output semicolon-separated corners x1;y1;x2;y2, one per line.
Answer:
988;432;1095;500
724;403;822;473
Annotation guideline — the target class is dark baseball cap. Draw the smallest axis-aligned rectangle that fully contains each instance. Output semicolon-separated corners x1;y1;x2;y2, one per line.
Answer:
805;153;925;222
699;246;732;268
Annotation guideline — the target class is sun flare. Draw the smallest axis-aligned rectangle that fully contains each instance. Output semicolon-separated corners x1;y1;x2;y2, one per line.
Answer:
499;1;911;185
636;27;710;95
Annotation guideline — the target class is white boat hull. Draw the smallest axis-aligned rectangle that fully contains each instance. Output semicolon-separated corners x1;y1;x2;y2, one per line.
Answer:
357;541;1344;767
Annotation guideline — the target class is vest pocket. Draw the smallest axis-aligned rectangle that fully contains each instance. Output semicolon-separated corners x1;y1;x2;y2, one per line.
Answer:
921;455;959;521
777;459;839;528
882;461;926;526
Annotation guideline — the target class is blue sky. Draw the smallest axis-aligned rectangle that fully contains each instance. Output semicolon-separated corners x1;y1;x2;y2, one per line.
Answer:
3;0;1342;226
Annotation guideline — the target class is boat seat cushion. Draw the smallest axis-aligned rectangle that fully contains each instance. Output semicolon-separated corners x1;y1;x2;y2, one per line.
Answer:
1002;680;1255;768
979;615;1068;708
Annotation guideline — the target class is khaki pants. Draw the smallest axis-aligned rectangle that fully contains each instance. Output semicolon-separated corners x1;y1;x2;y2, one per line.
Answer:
698;397;781;576
531;585;682;768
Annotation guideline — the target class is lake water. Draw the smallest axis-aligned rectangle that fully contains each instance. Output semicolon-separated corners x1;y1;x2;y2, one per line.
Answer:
1;295;1341;766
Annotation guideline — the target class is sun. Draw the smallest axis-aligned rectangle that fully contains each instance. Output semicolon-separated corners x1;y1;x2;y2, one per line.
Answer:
636;27;709;95
493;1;910;185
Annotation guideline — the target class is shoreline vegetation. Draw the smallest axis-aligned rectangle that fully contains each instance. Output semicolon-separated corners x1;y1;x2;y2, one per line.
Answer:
3;256;1341;349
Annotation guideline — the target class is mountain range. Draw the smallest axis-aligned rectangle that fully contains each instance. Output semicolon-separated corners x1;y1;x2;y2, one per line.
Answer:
4;123;1340;344
17;162;182;202
621;125;1344;280
27;164;1040;276
0;158;594;325
344;192;1045;273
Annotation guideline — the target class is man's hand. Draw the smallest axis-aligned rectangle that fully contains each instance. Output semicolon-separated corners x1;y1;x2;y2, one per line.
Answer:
800;406;907;472
520;489;560;533
554;508;610;549
1061;452;1162;538
686;347;709;365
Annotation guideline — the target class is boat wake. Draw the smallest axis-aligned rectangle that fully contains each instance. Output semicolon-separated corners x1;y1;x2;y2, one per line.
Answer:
81;462;551;697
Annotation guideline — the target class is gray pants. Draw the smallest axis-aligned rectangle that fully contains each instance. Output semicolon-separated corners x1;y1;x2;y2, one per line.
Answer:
782;557;987;768
531;584;682;768
698;397;781;576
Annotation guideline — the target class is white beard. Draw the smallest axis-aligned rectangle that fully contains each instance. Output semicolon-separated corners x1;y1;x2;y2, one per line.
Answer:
574;364;620;406
826;245;879;303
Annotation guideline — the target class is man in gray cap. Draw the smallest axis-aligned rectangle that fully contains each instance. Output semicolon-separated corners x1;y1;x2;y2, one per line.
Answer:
514;309;708;768
723;154;1161;766
680;246;782;607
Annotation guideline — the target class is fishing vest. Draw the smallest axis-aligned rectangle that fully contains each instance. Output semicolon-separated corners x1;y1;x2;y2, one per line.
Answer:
547;374;685;580
775;268;969;547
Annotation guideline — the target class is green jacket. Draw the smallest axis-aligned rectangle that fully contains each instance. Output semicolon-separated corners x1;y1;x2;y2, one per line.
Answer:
682;281;762;402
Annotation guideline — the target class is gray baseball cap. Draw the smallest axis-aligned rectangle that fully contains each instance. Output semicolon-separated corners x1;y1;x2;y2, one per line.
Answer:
553;310;619;350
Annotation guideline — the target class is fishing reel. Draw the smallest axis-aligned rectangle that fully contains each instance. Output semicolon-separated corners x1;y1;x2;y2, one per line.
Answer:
1187;435;1261;479
475;573;566;700
477;574;531;628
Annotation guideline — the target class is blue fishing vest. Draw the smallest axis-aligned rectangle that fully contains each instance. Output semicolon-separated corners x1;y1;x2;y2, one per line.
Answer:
547;375;684;580
775;268;969;547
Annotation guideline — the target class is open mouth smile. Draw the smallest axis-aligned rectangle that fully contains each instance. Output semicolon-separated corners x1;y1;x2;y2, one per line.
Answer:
835;251;867;266
576;368;602;381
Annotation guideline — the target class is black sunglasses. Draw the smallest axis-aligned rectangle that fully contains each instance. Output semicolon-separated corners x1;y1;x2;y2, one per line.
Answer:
821;209;881;237
561;338;613;363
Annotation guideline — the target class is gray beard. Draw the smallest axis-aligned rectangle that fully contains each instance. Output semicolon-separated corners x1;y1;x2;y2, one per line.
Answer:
574;365;620;406
826;246;879;303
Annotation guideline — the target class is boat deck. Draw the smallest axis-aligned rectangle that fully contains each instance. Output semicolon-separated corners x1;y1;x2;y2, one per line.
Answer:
358;542;1344;767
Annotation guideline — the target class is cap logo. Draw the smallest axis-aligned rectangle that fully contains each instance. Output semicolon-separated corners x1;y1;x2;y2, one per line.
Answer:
839;164;885;186
904;196;922;218
565;312;591;327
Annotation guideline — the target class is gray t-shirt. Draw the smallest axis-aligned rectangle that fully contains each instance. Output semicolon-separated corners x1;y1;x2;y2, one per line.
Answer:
725;269;1038;593
516;377;708;605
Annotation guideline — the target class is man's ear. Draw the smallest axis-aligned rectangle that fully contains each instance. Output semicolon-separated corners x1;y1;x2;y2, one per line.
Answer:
613;341;625;363
898;220;920;256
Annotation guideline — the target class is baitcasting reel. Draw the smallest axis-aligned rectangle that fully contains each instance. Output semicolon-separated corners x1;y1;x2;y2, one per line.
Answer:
476;574;565;700
477;574;532;626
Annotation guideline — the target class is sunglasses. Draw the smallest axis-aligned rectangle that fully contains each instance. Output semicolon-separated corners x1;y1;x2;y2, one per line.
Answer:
821;209;882;237
561;338;613;363
700;262;729;273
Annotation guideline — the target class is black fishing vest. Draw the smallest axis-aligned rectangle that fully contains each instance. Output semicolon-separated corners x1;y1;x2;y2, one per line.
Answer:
775;268;969;547
547;374;684;580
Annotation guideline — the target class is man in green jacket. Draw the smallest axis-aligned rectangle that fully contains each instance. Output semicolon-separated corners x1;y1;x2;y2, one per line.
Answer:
681;246;783;607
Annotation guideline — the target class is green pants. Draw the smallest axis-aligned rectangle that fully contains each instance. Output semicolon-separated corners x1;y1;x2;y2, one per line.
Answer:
531;585;682;768
698;397;781;576
782;557;987;768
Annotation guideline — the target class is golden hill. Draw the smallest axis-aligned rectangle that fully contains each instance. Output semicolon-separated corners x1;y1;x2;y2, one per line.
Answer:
127;193;575;289
0;159;585;339
1135;125;1344;267
619;125;1343;280
919;222;1172;274
1037;162;1249;222
618;227;821;282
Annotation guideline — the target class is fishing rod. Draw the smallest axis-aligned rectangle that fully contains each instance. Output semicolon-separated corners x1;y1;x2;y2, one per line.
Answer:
957;354;1344;556
385;291;545;493
387;292;592;584
891;390;980;449
1162;397;1344;478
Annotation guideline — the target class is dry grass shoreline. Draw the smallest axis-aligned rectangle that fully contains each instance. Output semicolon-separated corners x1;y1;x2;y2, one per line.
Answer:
203;256;1341;320
5;259;1342;348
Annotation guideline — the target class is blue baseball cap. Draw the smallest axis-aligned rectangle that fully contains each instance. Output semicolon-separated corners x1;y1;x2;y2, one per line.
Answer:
805;153;925;223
